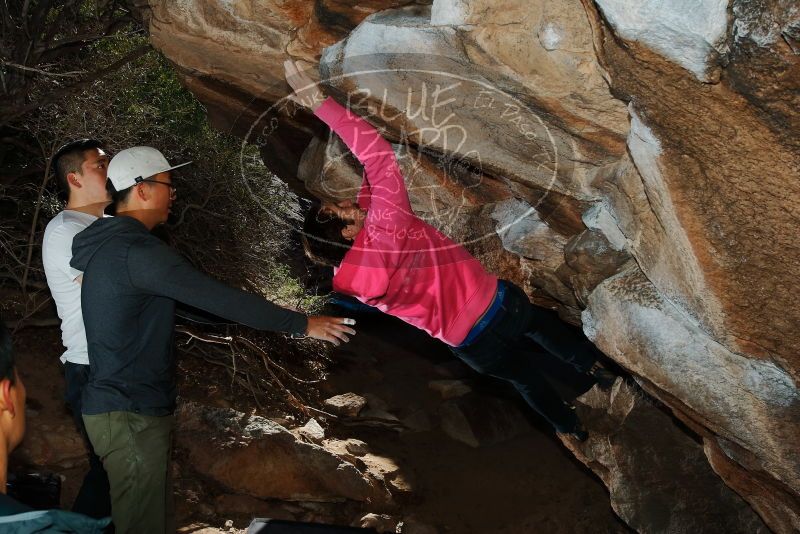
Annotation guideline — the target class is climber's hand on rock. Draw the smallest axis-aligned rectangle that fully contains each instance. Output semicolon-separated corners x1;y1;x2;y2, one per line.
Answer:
305;315;356;346
284;59;325;111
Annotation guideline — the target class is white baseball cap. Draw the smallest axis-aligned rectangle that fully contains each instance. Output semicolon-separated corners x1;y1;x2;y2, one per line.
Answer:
107;146;192;191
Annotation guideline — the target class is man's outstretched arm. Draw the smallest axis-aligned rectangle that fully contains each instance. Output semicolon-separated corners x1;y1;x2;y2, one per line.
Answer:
128;238;356;345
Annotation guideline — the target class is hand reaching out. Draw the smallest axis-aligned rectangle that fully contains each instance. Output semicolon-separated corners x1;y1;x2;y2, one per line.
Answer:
284;59;325;111
304;315;356;346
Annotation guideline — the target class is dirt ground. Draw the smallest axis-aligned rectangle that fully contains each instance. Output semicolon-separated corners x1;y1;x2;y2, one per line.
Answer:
319;312;628;533
9;311;628;533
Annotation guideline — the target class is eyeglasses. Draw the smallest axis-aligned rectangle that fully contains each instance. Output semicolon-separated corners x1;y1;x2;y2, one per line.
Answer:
138;179;176;200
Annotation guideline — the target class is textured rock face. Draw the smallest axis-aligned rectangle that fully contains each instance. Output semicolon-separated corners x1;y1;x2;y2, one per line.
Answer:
175;402;391;503
320;3;628;200
144;0;800;531
584;268;800;499
147;0;425;101
593;0;730;82
561;380;768;533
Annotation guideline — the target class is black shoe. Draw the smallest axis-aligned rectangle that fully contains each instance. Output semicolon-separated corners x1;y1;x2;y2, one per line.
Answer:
559;422;589;442
589;362;616;390
559;407;589;442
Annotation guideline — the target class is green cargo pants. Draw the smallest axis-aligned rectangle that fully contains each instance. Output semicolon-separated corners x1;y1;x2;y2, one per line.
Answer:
82;411;175;534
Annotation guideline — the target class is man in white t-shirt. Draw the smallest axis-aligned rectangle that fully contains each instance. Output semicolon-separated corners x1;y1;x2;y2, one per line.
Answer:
42;139;112;519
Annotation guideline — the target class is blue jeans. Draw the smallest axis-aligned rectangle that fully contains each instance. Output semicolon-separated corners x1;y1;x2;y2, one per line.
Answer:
64;362;112;519
451;281;598;433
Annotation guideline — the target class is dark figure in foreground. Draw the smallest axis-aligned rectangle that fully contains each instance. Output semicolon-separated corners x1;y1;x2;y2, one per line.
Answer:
286;60;615;440
0;321;110;532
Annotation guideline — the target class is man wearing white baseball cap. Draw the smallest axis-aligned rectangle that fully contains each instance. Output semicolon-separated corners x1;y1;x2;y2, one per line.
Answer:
104;146;192;227
70;146;356;534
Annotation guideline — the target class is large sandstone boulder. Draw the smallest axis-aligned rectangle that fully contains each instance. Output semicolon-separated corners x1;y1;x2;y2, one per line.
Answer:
561;380;769;533
319;4;628;202
143;0;800;530
584;267;800;531
175;402;391;504
592;0;730;82
147;0;426;104
583;0;800;369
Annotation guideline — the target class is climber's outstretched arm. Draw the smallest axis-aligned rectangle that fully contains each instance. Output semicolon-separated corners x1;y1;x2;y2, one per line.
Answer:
284;60;412;217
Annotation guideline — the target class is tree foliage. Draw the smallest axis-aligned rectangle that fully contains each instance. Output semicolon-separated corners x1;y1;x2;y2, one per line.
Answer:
0;0;144;125
1;12;327;412
3;27;312;303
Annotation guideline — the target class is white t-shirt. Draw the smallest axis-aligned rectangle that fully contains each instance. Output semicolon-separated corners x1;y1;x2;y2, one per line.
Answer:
42;210;98;365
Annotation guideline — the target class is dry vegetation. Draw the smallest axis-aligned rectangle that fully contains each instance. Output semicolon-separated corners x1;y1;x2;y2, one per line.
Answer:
1;1;331;416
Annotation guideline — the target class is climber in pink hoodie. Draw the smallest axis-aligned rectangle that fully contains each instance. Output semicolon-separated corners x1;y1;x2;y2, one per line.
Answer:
285;61;614;440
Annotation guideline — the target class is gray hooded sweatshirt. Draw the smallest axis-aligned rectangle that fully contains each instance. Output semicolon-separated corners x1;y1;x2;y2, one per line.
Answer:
71;216;307;416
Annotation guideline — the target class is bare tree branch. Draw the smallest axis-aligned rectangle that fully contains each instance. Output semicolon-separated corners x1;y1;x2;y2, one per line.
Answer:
0;0;136;119
175;325;325;416
0;59;85;77
0;44;151;126
20;136;54;293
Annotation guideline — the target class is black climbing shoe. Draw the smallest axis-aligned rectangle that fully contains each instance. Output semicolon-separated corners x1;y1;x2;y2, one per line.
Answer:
559;422;589;442
589;362;617;390
559;407;589;442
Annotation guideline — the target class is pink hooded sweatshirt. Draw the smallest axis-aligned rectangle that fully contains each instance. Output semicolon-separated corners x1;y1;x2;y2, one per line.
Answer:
315;97;498;347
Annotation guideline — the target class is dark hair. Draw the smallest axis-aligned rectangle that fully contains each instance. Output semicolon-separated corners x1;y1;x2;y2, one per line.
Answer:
0;321;16;383
111;170;173;207
110;181;134;206
302;201;352;267
52;139;104;202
